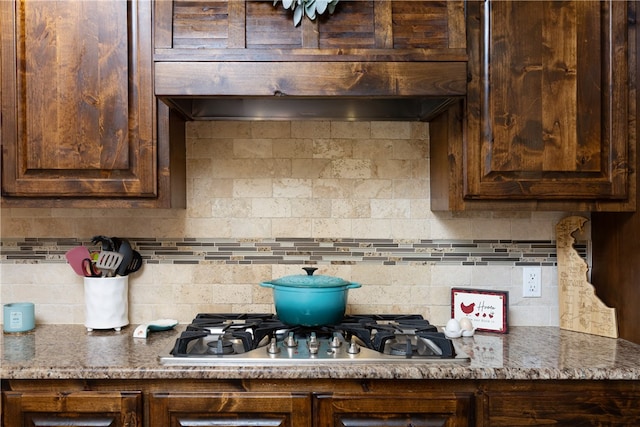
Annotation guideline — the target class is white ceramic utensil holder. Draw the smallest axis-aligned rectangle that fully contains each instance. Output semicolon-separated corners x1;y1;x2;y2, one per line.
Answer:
83;276;129;331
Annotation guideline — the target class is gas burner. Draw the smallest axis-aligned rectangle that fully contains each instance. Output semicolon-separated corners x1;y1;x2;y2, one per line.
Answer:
207;340;235;355
162;313;469;365
382;334;450;358
389;340;416;356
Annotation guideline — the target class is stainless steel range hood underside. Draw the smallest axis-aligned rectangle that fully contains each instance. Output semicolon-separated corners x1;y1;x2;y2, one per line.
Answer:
160;96;461;122
154;61;467;122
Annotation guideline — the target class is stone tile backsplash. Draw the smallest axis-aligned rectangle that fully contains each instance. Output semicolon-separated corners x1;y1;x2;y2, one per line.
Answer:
0;237;578;266
0;120;588;327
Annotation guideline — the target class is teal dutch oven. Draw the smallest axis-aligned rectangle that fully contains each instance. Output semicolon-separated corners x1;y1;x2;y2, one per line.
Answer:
260;267;361;326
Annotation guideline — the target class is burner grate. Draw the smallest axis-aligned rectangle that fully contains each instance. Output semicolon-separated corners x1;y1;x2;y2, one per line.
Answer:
168;313;458;361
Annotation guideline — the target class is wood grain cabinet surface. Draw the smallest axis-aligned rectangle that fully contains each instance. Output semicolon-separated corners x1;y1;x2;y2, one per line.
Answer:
149;390;474;427
2;0;633;211
3;379;640;427
153;0;468;122
314;392;474;427
0;0;185;208
149;392;312;427
479;383;640;426
153;1;467;55
1;390;142;427
431;0;637;211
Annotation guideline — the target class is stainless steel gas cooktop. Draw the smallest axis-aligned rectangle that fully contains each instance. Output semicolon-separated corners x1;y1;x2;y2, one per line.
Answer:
159;314;469;365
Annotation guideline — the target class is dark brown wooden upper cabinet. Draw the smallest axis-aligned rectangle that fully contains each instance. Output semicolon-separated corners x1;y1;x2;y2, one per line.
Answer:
431;1;637;211
0;0;184;208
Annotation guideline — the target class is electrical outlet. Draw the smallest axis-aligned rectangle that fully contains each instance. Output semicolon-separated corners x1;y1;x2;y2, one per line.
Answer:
523;266;542;298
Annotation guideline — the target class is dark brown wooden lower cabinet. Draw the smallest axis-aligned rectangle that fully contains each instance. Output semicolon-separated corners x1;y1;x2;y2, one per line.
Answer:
314;393;474;427
1;390;141;427
148;392;312;427
3;380;640;427
481;389;640;426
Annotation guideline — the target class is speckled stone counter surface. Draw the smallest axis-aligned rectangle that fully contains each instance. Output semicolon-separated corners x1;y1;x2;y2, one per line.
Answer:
2;325;640;381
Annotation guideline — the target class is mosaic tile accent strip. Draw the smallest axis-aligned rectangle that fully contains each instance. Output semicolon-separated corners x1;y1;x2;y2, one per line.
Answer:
0;238;587;266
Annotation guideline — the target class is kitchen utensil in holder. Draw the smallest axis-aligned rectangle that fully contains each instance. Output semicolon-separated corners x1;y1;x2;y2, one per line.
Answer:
83;276;129;331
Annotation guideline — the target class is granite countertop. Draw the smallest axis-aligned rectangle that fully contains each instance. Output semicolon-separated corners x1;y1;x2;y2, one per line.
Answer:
2;325;640;381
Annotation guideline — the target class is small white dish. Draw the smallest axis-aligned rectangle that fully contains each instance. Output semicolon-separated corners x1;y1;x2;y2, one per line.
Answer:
133;318;178;339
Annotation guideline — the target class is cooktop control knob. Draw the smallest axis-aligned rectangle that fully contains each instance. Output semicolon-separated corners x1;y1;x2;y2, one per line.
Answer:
284;331;298;347
267;337;280;354
307;332;320;354
347;336;360;354
330;333;342;348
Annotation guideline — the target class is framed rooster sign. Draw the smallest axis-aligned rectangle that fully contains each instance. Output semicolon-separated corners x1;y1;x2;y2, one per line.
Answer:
451;288;509;333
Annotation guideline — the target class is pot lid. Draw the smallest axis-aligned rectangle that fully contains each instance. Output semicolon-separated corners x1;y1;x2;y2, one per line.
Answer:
266;267;352;288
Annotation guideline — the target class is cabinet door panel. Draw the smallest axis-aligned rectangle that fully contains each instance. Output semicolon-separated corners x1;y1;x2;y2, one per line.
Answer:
483;390;640;426
314;393;473;427
466;0;630;200
1;390;141;427
149;392;311;427
0;0;155;198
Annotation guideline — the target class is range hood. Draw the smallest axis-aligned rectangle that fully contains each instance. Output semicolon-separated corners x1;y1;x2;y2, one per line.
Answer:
154;62;467;122
160;96;461;122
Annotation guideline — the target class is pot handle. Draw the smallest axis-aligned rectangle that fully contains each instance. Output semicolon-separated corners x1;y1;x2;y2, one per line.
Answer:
302;267;318;276
259;282;275;288
346;282;362;289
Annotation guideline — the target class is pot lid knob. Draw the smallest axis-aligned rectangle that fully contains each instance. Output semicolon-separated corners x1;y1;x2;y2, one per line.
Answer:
302;267;318;276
